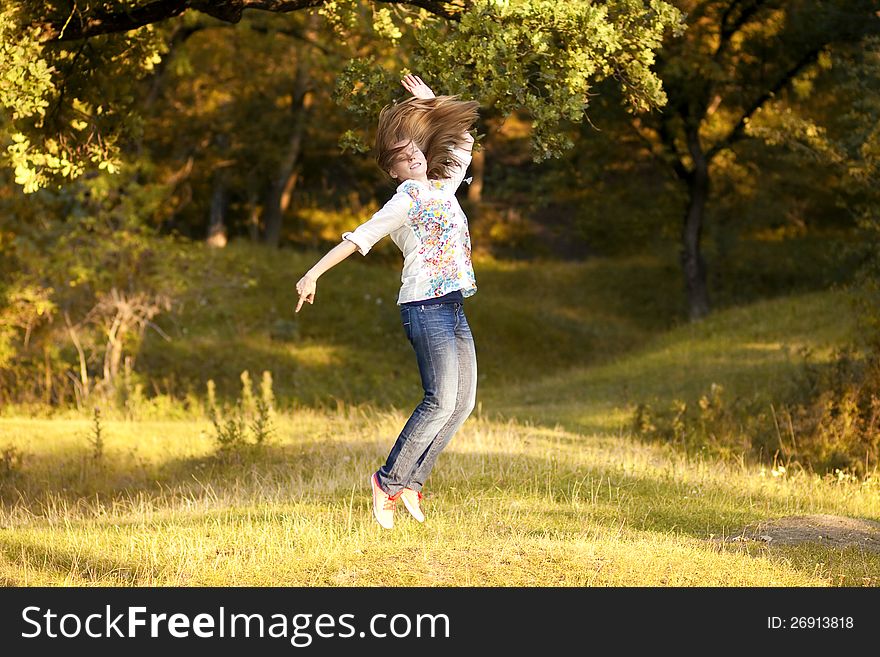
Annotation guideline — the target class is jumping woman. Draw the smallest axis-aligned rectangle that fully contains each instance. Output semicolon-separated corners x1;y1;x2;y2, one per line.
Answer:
294;75;480;529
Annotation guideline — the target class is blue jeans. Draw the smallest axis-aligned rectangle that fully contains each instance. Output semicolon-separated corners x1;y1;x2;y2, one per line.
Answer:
376;301;477;496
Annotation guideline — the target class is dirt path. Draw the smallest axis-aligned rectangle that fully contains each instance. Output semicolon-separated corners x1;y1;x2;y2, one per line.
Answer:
718;514;880;552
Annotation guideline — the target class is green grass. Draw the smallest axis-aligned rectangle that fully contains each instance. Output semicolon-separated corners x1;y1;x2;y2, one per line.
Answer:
487;287;862;435
1;409;877;586
123;234;860;413
1;237;877;586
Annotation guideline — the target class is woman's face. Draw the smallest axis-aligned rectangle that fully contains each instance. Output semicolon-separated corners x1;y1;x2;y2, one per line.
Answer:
388;139;427;182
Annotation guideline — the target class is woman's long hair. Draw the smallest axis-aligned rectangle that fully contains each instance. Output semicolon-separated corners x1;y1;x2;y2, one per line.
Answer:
375;95;479;181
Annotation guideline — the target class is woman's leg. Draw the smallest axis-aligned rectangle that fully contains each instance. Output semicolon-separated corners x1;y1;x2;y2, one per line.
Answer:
404;302;477;492
375;303;462;497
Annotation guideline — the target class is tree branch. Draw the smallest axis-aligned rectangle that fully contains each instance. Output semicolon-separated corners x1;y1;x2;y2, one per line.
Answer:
706;43;824;160
246;23;334;55
714;0;772;63
656;117;692;182
36;0;192;42
35;0;464;42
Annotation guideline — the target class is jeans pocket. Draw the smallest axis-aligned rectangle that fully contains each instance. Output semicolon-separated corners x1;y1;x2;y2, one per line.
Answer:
401;307;413;342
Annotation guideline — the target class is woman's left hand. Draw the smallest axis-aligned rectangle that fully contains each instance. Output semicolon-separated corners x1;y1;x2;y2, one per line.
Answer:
295;273;317;313
401;74;435;99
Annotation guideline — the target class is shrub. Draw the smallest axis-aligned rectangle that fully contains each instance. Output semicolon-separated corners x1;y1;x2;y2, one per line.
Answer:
88;406;105;462
205;371;276;459
0;445;24;481
631;346;880;477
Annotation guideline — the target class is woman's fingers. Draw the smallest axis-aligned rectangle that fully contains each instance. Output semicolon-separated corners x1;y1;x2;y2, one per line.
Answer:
295;276;316;312
402;74;427;92
403;74;434;99
295;291;314;313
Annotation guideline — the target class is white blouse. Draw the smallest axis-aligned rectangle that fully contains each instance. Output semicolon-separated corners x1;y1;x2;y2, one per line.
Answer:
342;147;477;305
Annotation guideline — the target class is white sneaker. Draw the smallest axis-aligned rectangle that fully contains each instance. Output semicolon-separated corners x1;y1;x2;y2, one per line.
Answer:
370;473;395;529
400;488;425;523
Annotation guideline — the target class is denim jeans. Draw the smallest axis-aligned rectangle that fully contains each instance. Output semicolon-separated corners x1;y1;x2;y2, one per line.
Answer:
376;301;477;496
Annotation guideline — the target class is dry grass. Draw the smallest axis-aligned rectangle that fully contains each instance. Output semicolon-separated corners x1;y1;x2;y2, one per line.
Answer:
1;406;877;586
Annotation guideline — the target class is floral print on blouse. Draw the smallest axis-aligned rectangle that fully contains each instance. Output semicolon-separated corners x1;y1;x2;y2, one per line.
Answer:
341;148;477;305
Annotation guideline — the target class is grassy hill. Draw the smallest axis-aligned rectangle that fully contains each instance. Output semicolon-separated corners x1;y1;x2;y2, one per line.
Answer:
127;233;860;418
1;235;877;586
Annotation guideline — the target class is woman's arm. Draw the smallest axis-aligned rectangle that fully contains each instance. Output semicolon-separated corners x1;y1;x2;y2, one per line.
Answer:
295;190;411;313
295;240;359;313
402;74;475;184
458;130;474;153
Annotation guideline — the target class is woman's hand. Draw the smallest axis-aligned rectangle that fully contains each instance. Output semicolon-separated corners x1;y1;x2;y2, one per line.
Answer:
295;273;317;313
401;74;435;99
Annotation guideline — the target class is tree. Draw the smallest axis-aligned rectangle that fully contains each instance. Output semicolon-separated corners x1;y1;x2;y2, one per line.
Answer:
1;1;683;193
628;0;880;320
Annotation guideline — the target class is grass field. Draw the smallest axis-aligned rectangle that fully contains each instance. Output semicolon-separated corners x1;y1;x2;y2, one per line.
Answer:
1;239;878;586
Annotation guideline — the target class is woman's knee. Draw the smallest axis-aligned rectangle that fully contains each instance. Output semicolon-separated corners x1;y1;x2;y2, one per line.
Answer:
458;374;477;417
421;392;458;420
458;396;476;418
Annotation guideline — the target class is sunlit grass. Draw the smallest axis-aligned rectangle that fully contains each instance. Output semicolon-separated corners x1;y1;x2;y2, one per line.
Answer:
1;240;875;586
1;405;877;586
484;288;861;434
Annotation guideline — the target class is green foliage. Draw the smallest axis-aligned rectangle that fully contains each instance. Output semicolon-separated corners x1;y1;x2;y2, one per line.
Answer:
0;170;185;408
779;345;880;477
250;397;274;446
88;405;105;461
632;382;755;460
632;345;880;478
207;399;249;453
0;444;24;481
0;8;54;123
337;0;684;159
206;370;276;458
1;3;168;192
2;1;682;191
835;39;880;353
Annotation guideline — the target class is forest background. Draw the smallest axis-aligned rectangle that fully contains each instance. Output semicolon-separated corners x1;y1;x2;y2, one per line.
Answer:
0;1;879;587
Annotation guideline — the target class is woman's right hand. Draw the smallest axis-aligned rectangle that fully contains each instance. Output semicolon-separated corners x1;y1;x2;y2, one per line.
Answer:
401;74;435;99
295;273;317;313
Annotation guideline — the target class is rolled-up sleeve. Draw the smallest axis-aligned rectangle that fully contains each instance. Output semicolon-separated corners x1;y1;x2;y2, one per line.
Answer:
342;191;411;256
445;146;473;191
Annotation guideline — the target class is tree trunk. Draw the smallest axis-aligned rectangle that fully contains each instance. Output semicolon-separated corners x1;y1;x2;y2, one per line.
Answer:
467;147;485;203
246;185;262;242
207;168;228;248
680;129;711;321
264;51;312;248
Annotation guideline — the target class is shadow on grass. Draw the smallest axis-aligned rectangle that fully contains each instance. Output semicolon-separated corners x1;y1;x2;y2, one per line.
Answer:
131;242;860;432
0;533;146;585
480;286;860;438
4;429;877;586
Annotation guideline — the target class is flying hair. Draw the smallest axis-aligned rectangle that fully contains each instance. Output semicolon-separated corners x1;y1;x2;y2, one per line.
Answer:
375;95;479;181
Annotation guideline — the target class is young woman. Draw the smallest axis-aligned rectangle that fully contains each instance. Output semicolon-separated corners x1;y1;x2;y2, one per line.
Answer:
295;74;480;529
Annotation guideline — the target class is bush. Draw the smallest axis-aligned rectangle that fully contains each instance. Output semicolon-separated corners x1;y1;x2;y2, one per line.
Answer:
0;173;184;411
777;345;880;477
205;371;276;460
631;345;880;477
